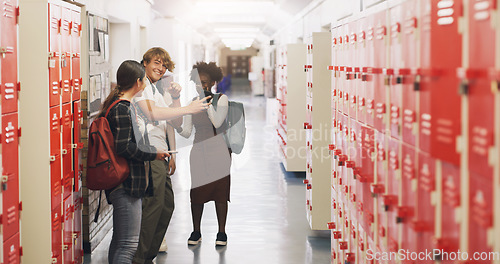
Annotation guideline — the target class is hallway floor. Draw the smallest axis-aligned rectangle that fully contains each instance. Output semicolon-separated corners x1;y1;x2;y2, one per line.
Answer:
84;79;331;264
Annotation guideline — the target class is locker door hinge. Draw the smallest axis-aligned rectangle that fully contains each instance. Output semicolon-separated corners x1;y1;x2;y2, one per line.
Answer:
58;19;62;34
18;127;21;138
19;246;23;256
17;81;21;92
19;201;22;211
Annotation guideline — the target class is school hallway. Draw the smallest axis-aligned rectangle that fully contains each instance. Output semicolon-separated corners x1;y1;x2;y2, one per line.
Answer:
84;78;331;264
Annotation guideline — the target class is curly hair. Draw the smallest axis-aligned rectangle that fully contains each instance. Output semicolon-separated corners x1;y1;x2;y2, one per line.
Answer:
143;47;176;72
192;61;223;83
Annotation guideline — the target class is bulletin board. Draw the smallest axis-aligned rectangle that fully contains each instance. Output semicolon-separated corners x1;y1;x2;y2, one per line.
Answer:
87;13;111;117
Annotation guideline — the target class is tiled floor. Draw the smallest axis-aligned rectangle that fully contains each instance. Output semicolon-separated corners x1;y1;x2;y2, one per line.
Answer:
84;79;331;264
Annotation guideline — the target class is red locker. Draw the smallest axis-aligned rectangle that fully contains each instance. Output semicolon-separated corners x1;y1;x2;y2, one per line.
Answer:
363;15;376;128
372;11;388;132
389;5;402;140
385;138;400;257
2;113;19;179
415;151;435;261
52;205;62;264
419;0;462;164
373;130;387;198
356;18;367;124
73;101;83;190
49;3;61;107
1;0;19;114
60;7;72;104
63;197;73;264
466;0;496;177
1;113;20;242
337;24;346;115
359;125;375;184
71;10;81;101
73;191;83;264
435;162;460;263
61;103;72;182
3;232;20;264
400;0;419;147
50;106;61;157
399;143;417;256
1;117;20;242
51;155;62;210
468;173;494;264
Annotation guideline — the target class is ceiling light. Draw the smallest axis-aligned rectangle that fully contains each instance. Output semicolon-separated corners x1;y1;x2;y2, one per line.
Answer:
214;27;260;33
206;16;266;23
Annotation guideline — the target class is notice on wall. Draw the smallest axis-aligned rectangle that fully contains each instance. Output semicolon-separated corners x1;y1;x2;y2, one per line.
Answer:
87;12;111;118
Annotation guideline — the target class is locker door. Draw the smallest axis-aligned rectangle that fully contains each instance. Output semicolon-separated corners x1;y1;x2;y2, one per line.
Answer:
356;18;367;124
373;131;388;253
71;10;81;101
400;0;419;147
2;113;19;180
3;232;20;264
50;106;62;209
49;3;61;107
62;103;72;199
73;191;83;264
1;113;20;242
336;24;346;115
469;172;494;263
364;15;376;128
467;0;496;177
73;101;82;191
1;0;19;114
415;151;436;260
389;5;402;140
60;7;72;104
399;143;417;255
52;205;62;264
436;162;460;261
373;10;388;132
50;105;61;156
63;197;73;264
419;0;432;154
428;0;462;164
385;138;400;258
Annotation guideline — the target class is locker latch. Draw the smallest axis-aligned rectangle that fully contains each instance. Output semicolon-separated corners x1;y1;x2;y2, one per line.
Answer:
1;175;8;191
458;79;469;95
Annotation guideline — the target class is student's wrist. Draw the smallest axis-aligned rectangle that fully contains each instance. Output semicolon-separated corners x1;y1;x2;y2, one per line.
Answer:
171;94;180;100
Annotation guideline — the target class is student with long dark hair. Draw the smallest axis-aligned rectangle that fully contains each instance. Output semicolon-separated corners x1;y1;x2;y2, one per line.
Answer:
99;60;169;264
177;62;232;246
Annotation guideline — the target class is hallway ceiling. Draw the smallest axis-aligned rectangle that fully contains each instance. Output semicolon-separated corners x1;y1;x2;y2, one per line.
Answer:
151;0;314;50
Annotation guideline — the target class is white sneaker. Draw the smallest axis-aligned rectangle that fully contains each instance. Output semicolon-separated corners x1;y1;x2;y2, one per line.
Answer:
159;237;168;252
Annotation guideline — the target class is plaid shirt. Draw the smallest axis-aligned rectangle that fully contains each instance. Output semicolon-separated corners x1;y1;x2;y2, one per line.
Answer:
106;98;157;198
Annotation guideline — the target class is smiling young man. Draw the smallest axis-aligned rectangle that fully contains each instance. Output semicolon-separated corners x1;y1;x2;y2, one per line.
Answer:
132;47;210;264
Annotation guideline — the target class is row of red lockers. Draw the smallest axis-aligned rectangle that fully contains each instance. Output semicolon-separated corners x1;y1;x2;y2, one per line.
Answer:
0;1;85;263
322;0;495;263
1;0;24;262
49;2;84;263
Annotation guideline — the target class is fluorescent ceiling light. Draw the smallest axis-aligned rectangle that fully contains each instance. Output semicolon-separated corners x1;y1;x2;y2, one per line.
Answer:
216;33;258;38
214;27;260;33
206;16;266;23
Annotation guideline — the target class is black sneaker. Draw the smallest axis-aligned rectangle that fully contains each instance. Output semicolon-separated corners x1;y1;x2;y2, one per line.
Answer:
215;232;227;246
188;231;202;245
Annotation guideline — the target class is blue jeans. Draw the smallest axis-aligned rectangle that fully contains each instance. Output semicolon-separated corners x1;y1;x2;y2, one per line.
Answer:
108;188;142;264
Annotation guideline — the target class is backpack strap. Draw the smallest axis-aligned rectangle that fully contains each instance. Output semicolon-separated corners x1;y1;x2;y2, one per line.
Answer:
212;93;221;110
105;99;127;118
